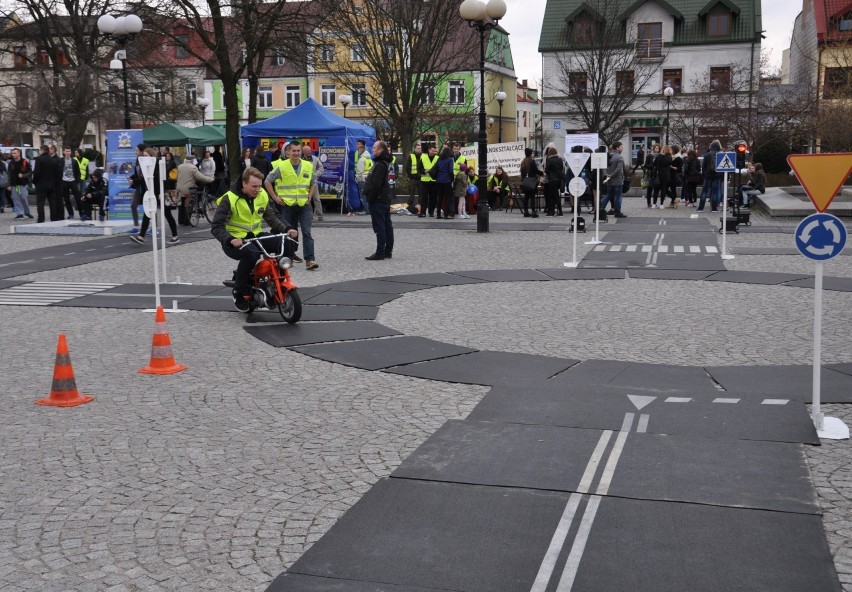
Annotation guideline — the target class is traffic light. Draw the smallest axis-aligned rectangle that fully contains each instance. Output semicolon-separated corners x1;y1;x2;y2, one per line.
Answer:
736;142;748;169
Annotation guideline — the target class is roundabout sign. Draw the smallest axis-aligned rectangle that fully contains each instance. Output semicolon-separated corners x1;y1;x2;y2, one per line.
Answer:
795;213;847;261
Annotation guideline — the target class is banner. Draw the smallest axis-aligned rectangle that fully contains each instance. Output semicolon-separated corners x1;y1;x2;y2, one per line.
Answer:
105;129;144;220
458;141;526;177
565;133;600;154
317;145;346;200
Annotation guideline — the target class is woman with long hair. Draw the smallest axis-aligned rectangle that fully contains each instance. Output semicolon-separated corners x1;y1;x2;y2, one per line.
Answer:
682;149;701;206
487;166;510;210
519;147;542;217
651;145;672;208
666;144;682;208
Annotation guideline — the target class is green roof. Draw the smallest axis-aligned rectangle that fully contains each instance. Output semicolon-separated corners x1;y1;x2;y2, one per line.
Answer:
539;0;762;52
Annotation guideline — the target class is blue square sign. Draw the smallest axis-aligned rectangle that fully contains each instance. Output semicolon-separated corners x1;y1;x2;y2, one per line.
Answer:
716;152;736;173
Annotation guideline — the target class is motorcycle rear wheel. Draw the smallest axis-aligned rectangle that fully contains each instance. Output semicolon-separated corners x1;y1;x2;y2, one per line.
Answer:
278;288;302;324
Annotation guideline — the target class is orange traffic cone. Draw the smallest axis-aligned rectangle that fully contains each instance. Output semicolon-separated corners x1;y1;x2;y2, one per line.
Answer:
36;334;94;407
139;306;187;375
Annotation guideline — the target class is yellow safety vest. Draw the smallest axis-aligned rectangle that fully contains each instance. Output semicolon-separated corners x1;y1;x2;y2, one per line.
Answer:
363;156;373;173
222;189;271;239
453;153;467;176
409;153;420;175
74;157;89;181
273;158;313;206
420;154;438;182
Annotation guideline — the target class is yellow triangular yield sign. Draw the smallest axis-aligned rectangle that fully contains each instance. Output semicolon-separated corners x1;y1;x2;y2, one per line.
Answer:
787;153;852;212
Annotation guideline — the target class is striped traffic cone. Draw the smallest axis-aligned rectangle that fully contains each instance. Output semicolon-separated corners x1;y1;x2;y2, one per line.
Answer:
139;306;187;375
36;334;94;407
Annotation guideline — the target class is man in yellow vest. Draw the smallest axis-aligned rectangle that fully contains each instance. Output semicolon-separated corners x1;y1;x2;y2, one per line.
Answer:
419;145;438;217
354;140;372;215
264;140;319;270
407;144;423;215
452;142;467;176
211;167;298;311
73;149;89;197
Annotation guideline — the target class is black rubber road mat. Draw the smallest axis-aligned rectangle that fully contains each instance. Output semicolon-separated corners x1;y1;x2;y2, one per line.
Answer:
292;336;475;370
705;364;852;404
245;321;401;347
385;351;577;386
550;359;720;395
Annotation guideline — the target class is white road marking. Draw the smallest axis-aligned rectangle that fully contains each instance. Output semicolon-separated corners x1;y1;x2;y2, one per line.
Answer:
761;399;790;405
706;246;719;253
626;245;637;252
690;245;701;253
674;245;684;253
0;281;120;306
665;397;692;403
637;414;650;433
713;397;741;404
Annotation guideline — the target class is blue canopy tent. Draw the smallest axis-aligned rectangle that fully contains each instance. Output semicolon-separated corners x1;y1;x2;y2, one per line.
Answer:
241;98;376;212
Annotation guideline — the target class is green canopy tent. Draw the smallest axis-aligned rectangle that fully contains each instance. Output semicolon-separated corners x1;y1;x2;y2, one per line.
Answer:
188;125;226;146
142;123;200;146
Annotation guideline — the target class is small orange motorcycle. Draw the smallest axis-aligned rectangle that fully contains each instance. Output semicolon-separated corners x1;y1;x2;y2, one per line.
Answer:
224;234;302;323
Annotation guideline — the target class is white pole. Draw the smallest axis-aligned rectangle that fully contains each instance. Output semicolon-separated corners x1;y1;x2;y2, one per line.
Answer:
594;168;600;242
720;171;734;260
158;158;168;283
812;260;824;431
151;212;161;309
565;192;579;268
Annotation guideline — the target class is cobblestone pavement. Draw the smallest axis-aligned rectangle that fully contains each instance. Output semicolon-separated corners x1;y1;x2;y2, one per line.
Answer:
0;197;850;591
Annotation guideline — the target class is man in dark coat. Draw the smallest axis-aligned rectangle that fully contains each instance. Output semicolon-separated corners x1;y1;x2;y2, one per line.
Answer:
33;145;62;222
362;140;394;260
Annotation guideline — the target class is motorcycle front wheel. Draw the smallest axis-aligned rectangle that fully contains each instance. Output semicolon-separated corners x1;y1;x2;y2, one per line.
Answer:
278;288;302;324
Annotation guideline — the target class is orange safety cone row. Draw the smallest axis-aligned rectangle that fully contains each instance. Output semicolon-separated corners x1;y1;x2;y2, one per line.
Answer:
36;334;94;407
139;305;187;375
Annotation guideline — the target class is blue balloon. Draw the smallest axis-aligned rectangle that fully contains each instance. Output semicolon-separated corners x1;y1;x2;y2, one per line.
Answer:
466;185;478;195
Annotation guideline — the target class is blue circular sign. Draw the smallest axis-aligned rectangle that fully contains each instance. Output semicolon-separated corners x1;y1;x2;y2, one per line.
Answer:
795;213;847;261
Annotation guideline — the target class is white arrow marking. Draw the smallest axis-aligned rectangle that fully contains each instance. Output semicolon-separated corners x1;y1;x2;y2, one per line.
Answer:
825;219;842;244
799;219;820;243
627;394;656;410
806;244;834;256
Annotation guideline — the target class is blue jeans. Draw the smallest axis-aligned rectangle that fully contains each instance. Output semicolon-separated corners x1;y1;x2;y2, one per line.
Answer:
698;177;721;210
10;185;30;216
357;181;370;214
600;184;623;213
280;203;315;261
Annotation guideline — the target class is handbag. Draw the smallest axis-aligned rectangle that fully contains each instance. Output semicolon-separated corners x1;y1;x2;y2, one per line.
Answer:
168;167;177;181
521;176;537;192
640;175;651;189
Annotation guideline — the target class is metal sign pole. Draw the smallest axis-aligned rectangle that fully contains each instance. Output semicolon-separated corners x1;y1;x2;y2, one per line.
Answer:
564;192;580;268
158;158;168;284
721;172;733;260
812;260;824;431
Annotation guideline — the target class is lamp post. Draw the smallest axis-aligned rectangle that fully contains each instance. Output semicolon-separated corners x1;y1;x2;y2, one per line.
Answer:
196;96;210;126
663;85;674;146
97;13;143;130
459;0;507;233
495;90;506;143
339;94;352;119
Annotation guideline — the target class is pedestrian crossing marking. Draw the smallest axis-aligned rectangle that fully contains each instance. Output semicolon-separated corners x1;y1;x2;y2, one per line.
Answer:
626;245;637;252
761;399;790;405
713;397;741;404
665;397;692;403
595;245;721;254
706;246;719;253
0;282;120;307
674;246;684;253
658;245;669;253
658;397;789;406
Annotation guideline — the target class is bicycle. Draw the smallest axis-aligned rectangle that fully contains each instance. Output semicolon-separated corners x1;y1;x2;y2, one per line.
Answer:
185;186;215;227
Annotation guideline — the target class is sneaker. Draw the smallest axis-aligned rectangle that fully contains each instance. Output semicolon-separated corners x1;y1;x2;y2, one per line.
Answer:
169;236;180;244
305;260;319;271
26;214;34;219
233;292;251;312
291;254;304;263
347;212;355;217
318;215;324;221
614;212;627;218
695;209;704;212
647;204;653;208
129;227;140;234
129;234;144;245
14;215;24;219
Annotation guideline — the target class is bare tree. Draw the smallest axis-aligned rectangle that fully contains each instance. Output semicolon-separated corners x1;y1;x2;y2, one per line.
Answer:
545;0;660;146
307;0;478;158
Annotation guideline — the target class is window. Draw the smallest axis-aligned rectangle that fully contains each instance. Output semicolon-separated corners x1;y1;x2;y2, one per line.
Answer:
824;67;852;99
321;83;336;106
38;50;50;66
15;86;28;110
13;47;26;67
175;35;189;59
258;85;273;108
352;83;367;106
707;13;731;37
285;85;301;107
569;72;588;96
662;69;682;94
448;80;465;104
109;85;121;105
636;22;663;58
130;90;143;107
55;49;68;65
185;82;197;105
616;71;634;94
709;67;731;93
153;86;167;104
572;19;596;44
351;43;364;62
421;82;435;106
321;44;334;62
275;53;286;66
384;43;395;60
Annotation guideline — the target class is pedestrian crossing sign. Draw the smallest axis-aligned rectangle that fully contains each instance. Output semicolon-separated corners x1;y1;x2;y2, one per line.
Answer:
716;152;736;173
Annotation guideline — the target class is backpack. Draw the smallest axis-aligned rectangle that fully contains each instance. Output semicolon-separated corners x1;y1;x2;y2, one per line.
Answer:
569;216;586;233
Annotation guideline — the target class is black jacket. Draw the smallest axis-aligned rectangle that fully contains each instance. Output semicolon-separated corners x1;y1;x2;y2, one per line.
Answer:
363;150;392;204
34;153;61;190
7;157;30;188
545;155;564;183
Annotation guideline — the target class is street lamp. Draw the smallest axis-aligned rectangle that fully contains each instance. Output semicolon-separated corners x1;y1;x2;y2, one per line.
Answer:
339;94;352;119
459;0;507;233
97;13;143;130
196;96;210;126
663;84;674;146
495;90;506;143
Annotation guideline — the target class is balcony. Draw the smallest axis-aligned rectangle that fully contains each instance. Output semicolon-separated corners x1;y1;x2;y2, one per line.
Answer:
635;38;665;60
